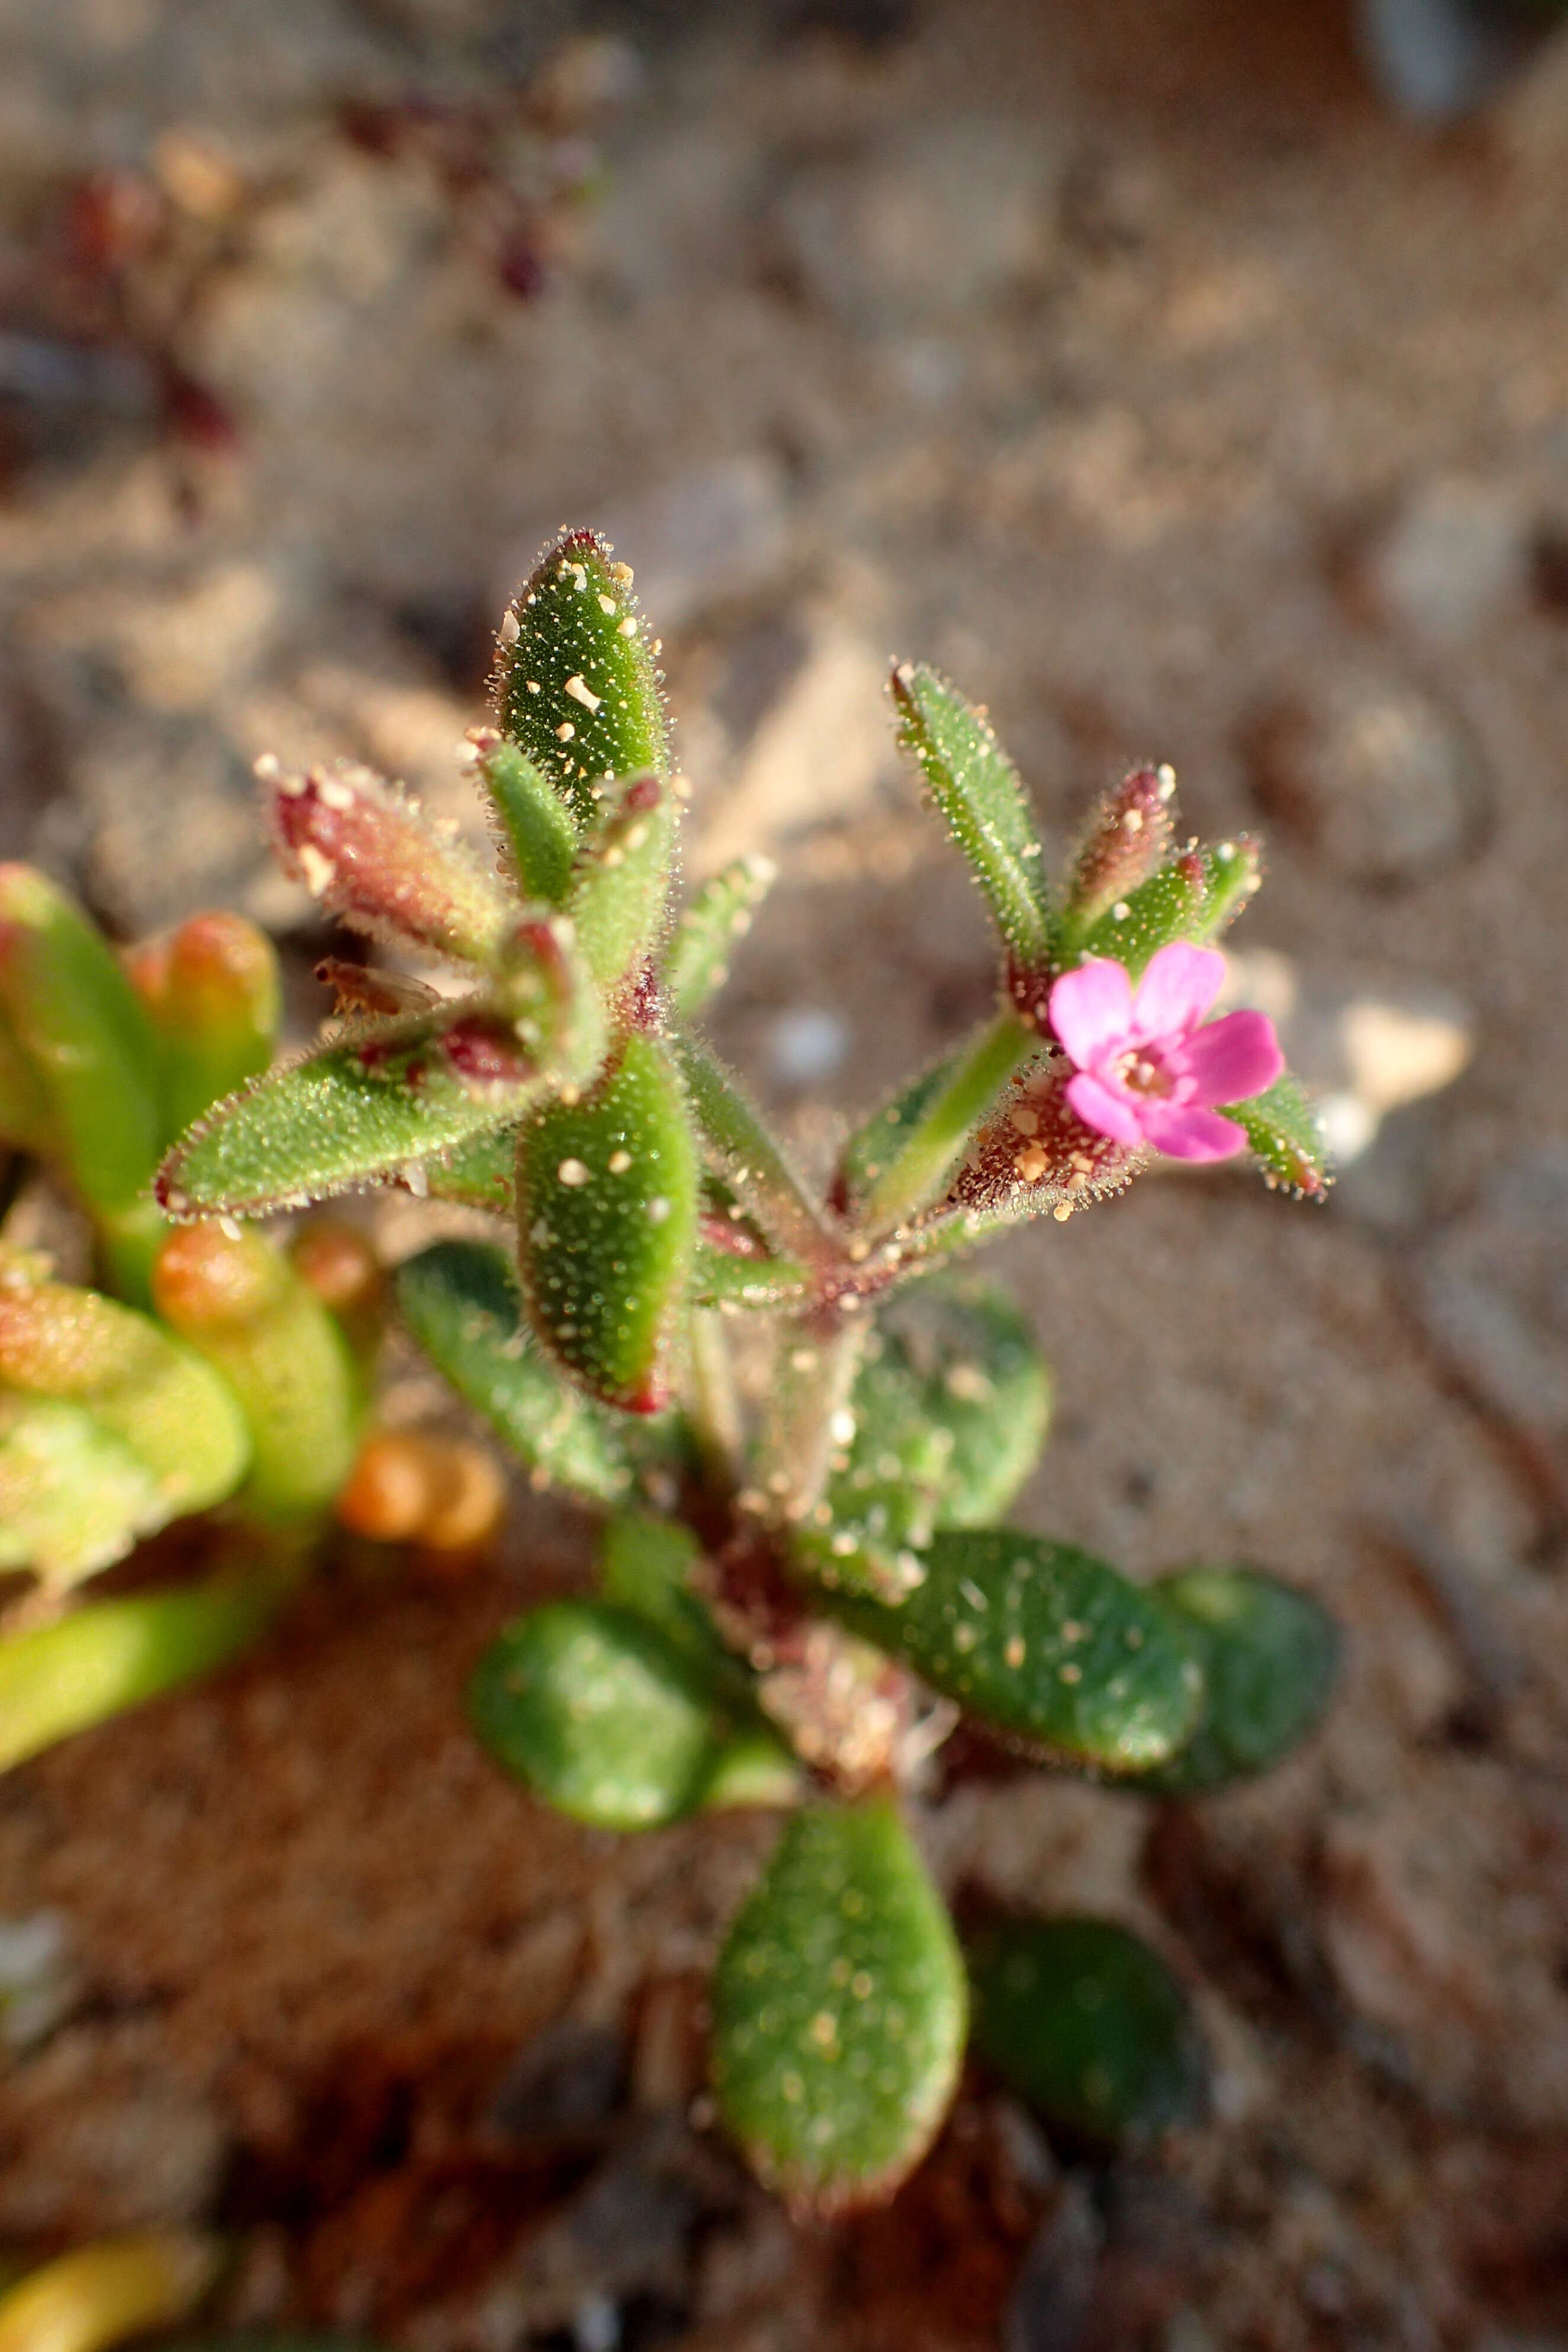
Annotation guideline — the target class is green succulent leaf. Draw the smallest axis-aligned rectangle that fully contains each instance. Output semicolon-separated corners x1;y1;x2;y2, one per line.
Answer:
662;854;777;1022
836;1531;1201;1771
127;913;282;1146
0;1566;287;1772
396;1239;678;1506
470;1601;724;1830
699;1727;805;1811
0;1004;53;1159
1074;838;1261;976
793;1275;1050;1602
0;1399;168;1589
969;1916;1207;2146
515;1034;699;1414
1138;1565;1339;1795
889;664;1051;973
568;772;679;997
599;1512;716;1669
494;529;669;828
477;739;579;905
152;1226;359;1527
1224;1074;1329;1200
156;1009;544;1218
691;1239;809;1312
0;865;163;1289
423;1124;518;1214
0;1273;250;1584
711;1798;967;2215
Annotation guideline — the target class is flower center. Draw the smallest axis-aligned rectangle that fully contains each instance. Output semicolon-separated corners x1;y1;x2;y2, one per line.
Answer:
1114;1046;1175;1099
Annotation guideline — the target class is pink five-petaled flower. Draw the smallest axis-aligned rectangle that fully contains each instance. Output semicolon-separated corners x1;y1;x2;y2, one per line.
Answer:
1048;943;1283;1163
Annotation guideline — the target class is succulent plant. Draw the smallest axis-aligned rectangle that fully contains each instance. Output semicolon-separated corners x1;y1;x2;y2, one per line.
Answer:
139;526;1336;2211
0;894;385;1764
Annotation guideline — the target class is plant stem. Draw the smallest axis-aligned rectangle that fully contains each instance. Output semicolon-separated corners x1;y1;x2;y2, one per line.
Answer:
685;1307;746;1493
756;1309;867;1527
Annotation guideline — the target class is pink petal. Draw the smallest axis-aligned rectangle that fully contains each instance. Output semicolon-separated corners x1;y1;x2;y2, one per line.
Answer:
1130;943;1227;1043
1139;1101;1249;1162
1065;1070;1145;1148
1181;1010;1283;1109
1049;958;1134;1068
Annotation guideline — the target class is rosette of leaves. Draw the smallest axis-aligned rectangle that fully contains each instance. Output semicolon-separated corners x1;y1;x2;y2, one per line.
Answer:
133;527;1336;2215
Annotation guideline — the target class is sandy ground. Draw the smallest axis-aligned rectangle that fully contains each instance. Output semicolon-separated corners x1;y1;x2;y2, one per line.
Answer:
3;1;1568;2345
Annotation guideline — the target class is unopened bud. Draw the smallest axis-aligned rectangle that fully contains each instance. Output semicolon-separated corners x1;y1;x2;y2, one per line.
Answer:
1063;766;1178;934
269;763;510;967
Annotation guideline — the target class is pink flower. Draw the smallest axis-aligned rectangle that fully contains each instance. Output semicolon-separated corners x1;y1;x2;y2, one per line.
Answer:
1048;944;1283;1163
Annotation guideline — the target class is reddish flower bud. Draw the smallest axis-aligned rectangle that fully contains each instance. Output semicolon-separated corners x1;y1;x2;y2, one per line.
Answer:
266;760;510;967
1065;765;1178;931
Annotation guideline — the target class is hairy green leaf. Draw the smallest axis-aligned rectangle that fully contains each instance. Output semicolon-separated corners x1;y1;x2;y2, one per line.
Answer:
836;1531;1201;1770
691;1239;809;1312
396;1239;676;1505
1075;837;1261;976
477;738;578;904
1057;767;1179;947
423;1125;518;1214
599;1512;715;1670
1225;1073;1329;1200
568;772;679;997
674;1035;830;1268
516;1035;699;1413
860;1012;1035;1232
969;1916;1207;2145
711;1798;968;2215
838;1053;959;1214
663;854;777;1021
470;1601;723;1830
1138;1565;1339;1795
889;665;1050;972
494;529;669;827
157;1009;544;1218
269;764;512;966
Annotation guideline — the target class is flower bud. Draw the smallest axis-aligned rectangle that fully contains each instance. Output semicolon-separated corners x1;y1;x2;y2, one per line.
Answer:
1062;766;1178;934
266;761;510;967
